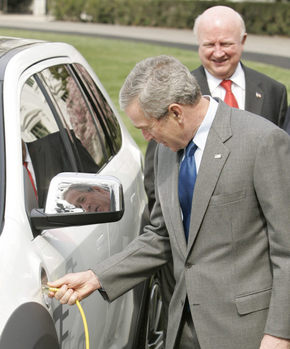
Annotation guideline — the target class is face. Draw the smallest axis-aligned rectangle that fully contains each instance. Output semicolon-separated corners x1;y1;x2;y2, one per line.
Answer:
125;100;188;152
65;186;111;212
197;18;246;80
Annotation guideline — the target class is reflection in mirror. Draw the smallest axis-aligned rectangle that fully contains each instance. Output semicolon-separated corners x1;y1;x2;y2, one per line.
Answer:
45;173;122;214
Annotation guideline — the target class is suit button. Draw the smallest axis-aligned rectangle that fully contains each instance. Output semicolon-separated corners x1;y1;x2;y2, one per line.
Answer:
185;263;193;269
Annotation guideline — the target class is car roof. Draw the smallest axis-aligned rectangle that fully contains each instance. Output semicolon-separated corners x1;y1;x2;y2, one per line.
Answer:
0;36;43;59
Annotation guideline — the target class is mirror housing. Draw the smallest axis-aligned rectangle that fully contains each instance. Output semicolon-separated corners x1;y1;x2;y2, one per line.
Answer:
30;173;124;235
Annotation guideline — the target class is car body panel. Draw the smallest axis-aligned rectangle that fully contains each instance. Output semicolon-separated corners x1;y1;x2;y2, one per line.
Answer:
0;38;147;348
0;302;59;349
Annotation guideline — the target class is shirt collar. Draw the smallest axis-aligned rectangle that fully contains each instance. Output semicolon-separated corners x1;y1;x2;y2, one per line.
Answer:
193;96;218;151
204;62;245;91
24;142;32;164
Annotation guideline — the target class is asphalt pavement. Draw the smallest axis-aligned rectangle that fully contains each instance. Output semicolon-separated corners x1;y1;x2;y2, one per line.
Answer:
0;14;289;69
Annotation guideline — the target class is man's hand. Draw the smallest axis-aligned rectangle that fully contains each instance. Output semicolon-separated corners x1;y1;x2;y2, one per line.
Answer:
260;334;290;349
47;270;101;305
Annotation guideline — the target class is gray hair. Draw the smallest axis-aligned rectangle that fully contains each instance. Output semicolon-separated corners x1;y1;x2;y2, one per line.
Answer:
119;55;201;119
193;6;246;43
63;183;109;200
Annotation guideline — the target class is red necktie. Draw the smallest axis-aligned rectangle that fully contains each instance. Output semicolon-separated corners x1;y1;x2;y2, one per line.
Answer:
24;161;38;200
220;80;238;108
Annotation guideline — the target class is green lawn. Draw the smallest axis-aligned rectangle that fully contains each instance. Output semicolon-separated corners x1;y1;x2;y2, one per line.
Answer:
1;28;289;154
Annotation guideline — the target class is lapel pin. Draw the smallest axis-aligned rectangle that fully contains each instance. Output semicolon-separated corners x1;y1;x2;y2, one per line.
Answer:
256;92;262;99
214;154;222;159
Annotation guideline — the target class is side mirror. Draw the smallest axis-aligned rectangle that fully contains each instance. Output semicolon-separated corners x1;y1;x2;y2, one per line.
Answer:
30;173;124;235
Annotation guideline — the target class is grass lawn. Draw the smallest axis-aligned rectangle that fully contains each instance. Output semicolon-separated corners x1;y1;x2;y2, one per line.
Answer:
0;28;289;154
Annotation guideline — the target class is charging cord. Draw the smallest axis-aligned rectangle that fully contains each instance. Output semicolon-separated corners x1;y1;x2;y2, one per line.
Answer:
44;286;90;349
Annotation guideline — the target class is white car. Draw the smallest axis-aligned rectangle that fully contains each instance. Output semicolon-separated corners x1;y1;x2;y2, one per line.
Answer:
0;36;163;349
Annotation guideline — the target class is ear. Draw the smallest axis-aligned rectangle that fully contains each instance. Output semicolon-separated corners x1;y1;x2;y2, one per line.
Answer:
168;104;184;124
241;33;247;46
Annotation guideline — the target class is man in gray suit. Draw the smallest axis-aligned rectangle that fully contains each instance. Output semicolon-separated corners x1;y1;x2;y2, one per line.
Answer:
49;55;290;349
143;6;289;334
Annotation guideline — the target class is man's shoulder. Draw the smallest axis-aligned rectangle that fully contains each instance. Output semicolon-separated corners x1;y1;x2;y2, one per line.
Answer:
216;100;279;132
231;106;282;135
243;64;286;90
190;66;210;94
191;65;205;78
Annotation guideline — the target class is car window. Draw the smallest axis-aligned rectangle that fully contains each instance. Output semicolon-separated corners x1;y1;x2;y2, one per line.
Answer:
21;76;59;140
72;63;122;155
20;63;122;211
20;75;77;207
38;64;113;171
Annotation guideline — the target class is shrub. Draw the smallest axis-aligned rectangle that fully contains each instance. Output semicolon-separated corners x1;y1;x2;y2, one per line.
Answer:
47;0;290;36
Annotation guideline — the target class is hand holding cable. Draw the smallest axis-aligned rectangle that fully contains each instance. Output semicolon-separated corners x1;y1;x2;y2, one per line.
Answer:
46;270;101;349
45;285;91;349
47;269;101;305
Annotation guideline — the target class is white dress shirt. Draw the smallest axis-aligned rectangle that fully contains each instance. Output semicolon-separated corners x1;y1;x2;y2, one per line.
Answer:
179;96;218;220
192;96;218;173
204;63;246;110
180;96;218;172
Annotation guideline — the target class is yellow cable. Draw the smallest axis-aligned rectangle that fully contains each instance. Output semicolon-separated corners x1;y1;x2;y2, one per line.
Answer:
46;286;90;349
76;299;90;349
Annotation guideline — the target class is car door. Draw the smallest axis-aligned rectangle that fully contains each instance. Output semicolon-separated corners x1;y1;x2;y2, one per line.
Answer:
0;41;146;349
20;58;112;349
69;63;148;348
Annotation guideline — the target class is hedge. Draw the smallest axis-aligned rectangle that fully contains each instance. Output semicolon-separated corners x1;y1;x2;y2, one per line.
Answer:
7;0;33;13
47;0;290;36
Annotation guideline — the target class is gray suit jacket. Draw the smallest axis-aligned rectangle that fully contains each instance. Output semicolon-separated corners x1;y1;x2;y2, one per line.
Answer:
94;101;290;349
144;63;289;213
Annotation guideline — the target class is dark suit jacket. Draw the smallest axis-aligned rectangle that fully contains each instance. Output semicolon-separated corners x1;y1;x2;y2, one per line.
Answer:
284;105;290;135
27;131;99;207
192;63;288;127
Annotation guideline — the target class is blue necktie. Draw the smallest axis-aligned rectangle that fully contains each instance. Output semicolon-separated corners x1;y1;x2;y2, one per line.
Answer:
178;141;198;241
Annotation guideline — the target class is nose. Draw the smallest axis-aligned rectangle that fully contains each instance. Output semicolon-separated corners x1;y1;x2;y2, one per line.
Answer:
212;44;225;58
142;129;153;141
82;202;91;212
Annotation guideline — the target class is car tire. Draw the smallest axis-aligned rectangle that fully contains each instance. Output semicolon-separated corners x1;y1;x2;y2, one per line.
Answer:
139;274;165;349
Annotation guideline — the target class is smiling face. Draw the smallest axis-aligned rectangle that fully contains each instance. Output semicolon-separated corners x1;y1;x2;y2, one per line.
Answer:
196;7;246;80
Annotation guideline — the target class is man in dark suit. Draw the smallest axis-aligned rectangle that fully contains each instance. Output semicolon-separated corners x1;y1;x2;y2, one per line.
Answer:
48;55;290;349
192;6;287;126
145;5;288;210
143;7;289;330
284;105;290;135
